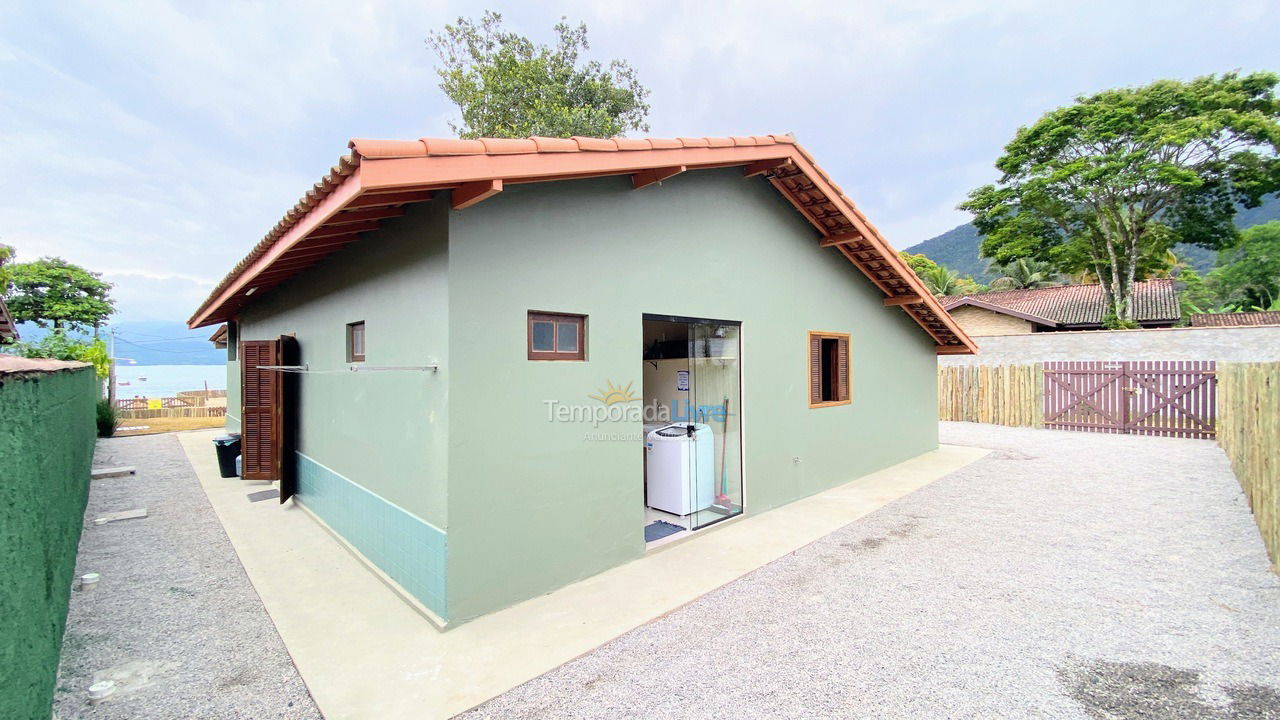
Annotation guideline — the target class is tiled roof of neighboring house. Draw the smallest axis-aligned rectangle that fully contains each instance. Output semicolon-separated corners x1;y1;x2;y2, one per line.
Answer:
0;296;18;342
208;324;228;348
188;135;976;355
0;356;88;374
940;279;1180;328
1190;310;1280;327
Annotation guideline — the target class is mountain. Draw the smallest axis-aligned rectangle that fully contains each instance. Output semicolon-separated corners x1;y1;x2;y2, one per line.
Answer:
905;195;1280;282
15;320;223;366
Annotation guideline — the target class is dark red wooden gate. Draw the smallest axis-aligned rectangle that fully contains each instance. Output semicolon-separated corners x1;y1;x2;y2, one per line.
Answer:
1043;361;1217;438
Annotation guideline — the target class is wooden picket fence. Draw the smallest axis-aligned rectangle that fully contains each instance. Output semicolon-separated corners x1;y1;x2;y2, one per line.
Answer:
1217;362;1280;572
938;364;1043;427
115;405;227;420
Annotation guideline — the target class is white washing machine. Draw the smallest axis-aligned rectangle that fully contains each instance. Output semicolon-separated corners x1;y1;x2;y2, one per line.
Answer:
645;423;715;515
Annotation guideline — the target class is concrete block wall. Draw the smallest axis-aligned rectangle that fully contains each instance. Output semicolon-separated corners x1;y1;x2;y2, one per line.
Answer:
941;325;1280;366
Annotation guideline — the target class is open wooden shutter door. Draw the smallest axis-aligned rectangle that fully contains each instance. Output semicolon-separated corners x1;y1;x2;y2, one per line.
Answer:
837;336;850;402
240;339;281;481
809;333;823;405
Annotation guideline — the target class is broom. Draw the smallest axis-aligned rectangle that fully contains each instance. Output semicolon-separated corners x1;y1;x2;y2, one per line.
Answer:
712;396;733;512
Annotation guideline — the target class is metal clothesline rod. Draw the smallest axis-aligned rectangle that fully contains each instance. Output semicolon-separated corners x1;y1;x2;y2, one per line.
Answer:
256;364;439;374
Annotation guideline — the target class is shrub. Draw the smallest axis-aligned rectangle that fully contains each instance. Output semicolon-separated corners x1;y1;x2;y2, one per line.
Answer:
95;398;117;438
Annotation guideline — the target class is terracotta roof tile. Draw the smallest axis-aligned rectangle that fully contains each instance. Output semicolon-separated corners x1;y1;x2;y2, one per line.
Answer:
189;133;977;354
647;137;683;150
941;279;1180;327
571;136;618;151
480;137;538;154
1190;310;1280;327
609;137;649;151
530;136;579;152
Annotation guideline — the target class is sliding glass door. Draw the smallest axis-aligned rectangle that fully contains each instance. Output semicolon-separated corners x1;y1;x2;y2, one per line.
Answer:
686;322;742;529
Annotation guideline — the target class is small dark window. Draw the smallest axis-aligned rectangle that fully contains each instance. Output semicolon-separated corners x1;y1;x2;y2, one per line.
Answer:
808;331;850;407
227;321;238;361
528;312;586;361
347;321;366;363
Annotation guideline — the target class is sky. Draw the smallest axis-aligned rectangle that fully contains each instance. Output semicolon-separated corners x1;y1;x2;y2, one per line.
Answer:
2;0;1277;324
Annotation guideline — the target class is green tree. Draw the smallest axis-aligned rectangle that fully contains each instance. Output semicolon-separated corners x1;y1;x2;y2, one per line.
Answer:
427;11;650;139
1211;220;1280;309
9;329;110;380
987;258;1061;291
3;256;115;334
961;72;1280;324
920;265;983;296
900;252;984;295
899;251;942;277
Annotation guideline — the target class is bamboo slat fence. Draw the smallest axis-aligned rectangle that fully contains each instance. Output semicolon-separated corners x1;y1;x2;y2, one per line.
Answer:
1217;362;1280;572
938;364;1043;428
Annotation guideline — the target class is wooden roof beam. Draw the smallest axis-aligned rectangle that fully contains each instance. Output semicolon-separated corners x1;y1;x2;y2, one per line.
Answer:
328;207;407;224
451;179;503;210
883;294;924;307
819;232;863;247
309;221;380;238
346;190;434;209
743;157;794;178
632;165;686;190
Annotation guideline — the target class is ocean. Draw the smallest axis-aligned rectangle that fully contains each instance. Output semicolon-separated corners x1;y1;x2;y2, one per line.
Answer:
114;364;227;399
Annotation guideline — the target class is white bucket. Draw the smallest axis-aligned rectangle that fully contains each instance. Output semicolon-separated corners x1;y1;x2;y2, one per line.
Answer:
78;573;100;591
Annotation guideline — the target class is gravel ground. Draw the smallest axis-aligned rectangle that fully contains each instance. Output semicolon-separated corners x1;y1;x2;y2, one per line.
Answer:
464;423;1280;719
52;433;319;720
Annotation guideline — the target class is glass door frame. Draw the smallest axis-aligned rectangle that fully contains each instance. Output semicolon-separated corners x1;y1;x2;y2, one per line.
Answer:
642;313;745;531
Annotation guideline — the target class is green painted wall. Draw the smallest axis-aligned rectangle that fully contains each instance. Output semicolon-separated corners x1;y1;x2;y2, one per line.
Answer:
444;169;939;621
237;200;450;528
225;357;240;433
0;365;97;720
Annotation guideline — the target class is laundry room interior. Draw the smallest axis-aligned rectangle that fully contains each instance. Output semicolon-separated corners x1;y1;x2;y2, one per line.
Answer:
641;315;744;547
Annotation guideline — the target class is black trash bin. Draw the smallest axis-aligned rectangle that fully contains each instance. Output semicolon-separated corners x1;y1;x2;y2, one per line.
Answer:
213;434;241;478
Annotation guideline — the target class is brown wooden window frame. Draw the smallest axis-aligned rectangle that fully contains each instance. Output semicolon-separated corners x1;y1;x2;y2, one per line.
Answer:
808;331;851;408
528;311;586;361
347;321;366;363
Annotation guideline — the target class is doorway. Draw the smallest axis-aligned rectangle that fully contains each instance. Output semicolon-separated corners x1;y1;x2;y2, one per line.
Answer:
641;315;743;546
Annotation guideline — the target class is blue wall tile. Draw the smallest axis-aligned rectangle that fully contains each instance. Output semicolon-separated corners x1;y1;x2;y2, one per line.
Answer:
295;452;448;619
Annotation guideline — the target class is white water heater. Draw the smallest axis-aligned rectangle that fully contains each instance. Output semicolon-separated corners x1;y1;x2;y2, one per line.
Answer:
645;423;715;515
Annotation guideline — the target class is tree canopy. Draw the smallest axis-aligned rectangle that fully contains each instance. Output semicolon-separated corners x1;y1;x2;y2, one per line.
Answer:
962;72;1280;326
3;256;115;333
899;251;984;296
427;11;650;139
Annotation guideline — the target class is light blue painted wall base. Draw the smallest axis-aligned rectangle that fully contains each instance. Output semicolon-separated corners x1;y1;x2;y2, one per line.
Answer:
295;452;447;618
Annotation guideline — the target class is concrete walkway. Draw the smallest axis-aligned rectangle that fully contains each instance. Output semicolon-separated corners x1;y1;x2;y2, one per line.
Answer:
175;429;987;719
466;423;1280;719
53;434;319;719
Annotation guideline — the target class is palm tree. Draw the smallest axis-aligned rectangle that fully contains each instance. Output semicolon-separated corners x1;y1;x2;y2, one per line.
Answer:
921;265;967;296
987;258;1061;291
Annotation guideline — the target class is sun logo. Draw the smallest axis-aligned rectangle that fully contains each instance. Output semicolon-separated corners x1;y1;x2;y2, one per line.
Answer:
590;380;639;405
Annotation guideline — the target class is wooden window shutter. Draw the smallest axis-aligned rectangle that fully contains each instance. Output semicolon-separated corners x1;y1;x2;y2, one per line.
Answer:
837;336;850;402
809;333;823;406
240;339;282;481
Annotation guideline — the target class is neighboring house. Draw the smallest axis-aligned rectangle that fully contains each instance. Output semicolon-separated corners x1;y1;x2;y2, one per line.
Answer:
0;296;19;343
1190;311;1280;328
188;133;976;626
208;324;228;349
940;279;1180;336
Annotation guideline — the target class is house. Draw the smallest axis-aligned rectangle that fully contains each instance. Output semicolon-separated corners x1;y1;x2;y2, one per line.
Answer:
188;134;976;626
208;324;228;349
0;296;19;343
940;279;1180;336
1190;310;1280;327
